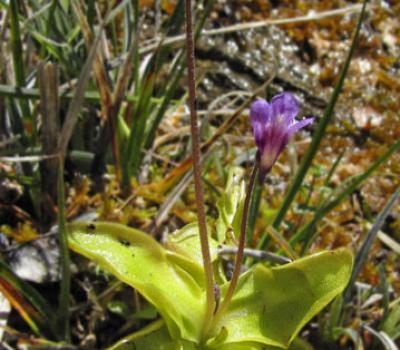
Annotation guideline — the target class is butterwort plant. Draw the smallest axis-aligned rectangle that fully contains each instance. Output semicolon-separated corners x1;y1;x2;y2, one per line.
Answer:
67;184;353;349
66;90;352;349
66;1;353;348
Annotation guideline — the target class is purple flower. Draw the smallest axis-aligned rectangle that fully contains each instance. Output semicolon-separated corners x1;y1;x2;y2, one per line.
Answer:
250;92;314;182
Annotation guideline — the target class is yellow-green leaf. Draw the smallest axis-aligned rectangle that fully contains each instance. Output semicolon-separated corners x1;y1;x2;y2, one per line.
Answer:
216;249;352;349
68;221;206;342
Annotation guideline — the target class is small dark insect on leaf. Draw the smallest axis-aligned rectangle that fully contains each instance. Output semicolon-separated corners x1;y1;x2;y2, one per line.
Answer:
86;223;96;232
119;238;130;247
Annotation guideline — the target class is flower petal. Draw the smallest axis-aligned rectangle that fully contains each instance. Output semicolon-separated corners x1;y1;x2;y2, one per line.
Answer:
249;93;313;183
250;99;271;123
252;120;264;149
250;99;272;148
287;117;315;136
271;92;299;124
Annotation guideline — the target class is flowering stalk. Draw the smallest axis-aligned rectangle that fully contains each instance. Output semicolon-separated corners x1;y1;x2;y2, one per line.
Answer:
211;92;314;333
184;0;215;338
211;162;258;329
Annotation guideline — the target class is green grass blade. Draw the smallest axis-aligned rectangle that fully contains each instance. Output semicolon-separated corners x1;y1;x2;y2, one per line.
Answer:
121;5;179;181
121;0;214;186
104;0;131;25
257;0;369;250
4;95;25;141
344;186;400;300
323;148;346;188
0;259;58;339
324;295;344;343
106;319;165;350
122;0;132;52
142;0;187;150
40;0;58;58
290;139;400;249
3;39;40;216
132;0;140;93
9;0;25;86
9;0;33;135
0;84;168;103
119;0;139;187
58;23;103;154
143;63;185;150
123;71;156;180
308;148;346;221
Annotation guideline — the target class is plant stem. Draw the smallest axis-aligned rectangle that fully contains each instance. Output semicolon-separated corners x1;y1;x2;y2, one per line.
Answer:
184;0;215;338
211;163;258;330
